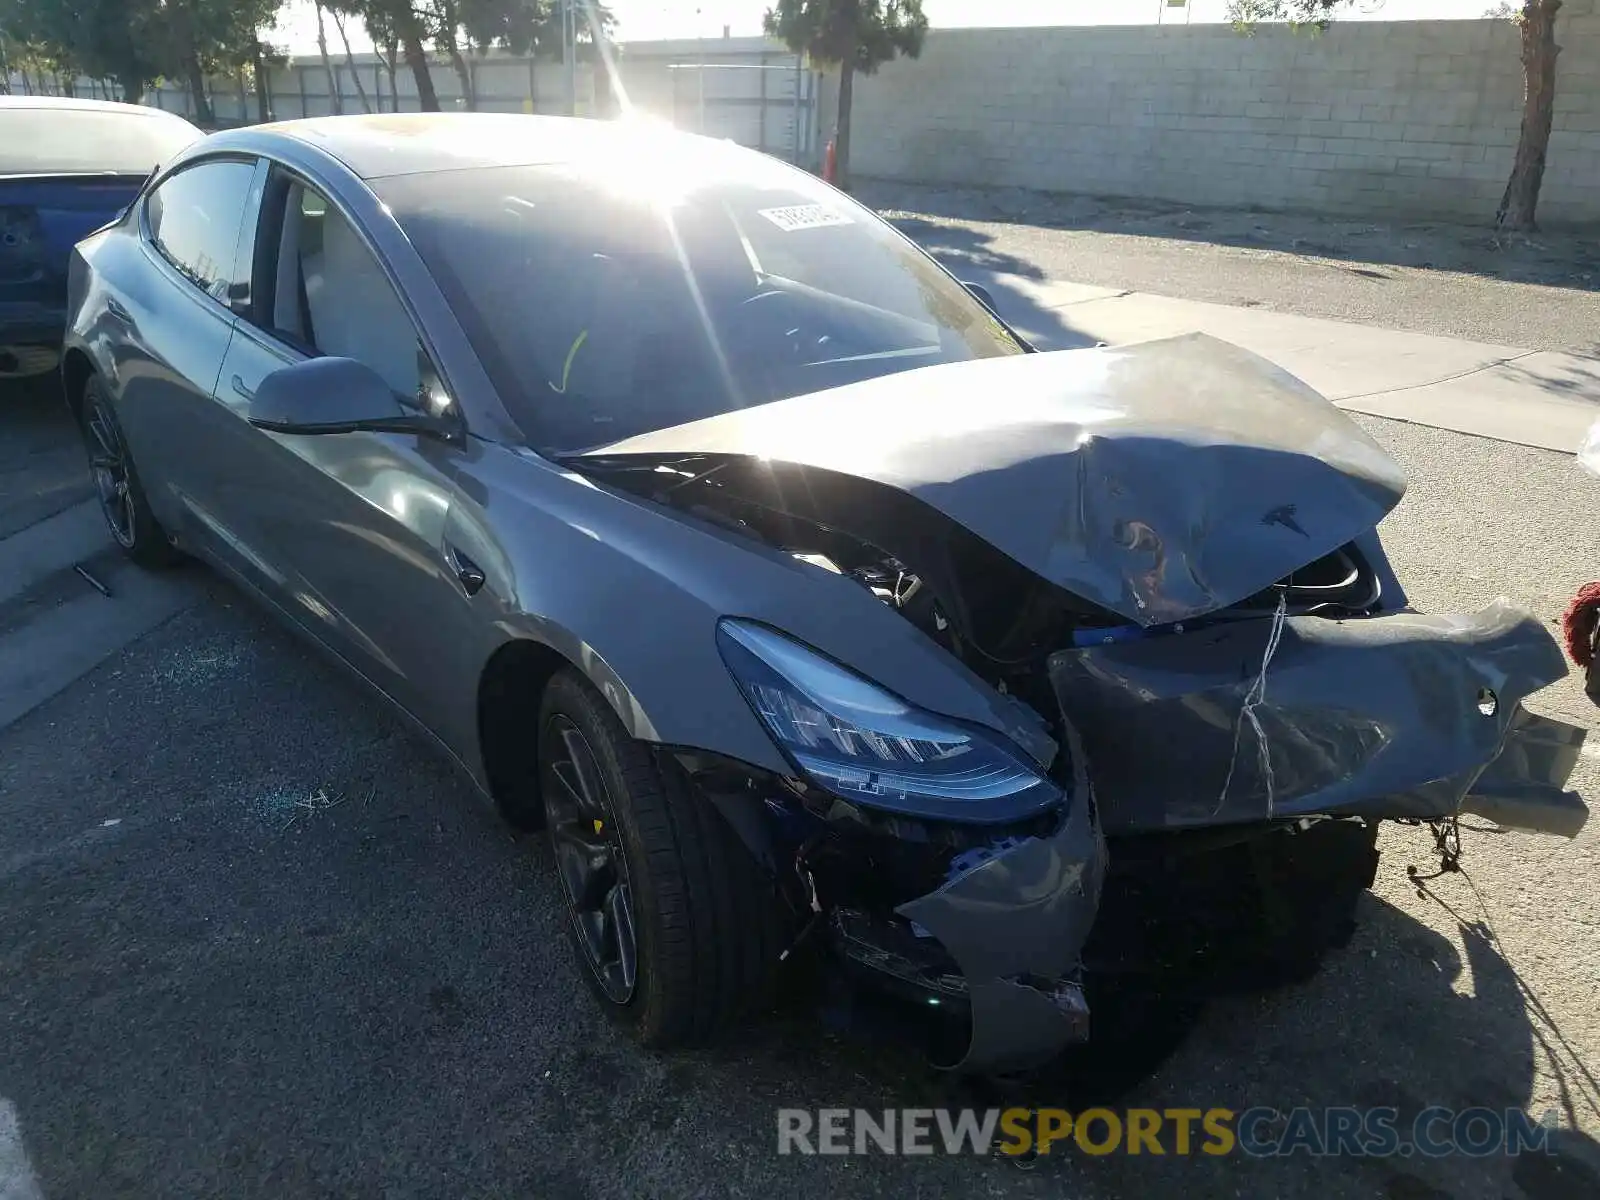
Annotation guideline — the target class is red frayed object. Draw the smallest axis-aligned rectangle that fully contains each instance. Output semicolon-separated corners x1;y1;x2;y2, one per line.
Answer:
1562;581;1600;668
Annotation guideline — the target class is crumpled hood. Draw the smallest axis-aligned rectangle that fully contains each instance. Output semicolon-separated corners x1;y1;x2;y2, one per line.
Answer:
585;334;1407;626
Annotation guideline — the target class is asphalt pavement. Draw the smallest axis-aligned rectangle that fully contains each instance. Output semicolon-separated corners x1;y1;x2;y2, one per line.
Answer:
4;237;1600;1198
861;181;1600;354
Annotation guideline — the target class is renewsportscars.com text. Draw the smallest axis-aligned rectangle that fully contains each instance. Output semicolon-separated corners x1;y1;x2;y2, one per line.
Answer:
776;1106;1557;1158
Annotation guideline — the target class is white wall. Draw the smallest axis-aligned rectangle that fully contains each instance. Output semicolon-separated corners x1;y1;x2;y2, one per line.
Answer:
845;9;1600;224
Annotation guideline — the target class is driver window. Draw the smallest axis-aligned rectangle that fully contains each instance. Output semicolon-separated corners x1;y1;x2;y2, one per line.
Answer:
270;182;421;400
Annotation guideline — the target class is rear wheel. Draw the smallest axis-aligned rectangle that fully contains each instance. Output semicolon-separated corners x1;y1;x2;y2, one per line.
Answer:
79;375;180;568
537;670;790;1046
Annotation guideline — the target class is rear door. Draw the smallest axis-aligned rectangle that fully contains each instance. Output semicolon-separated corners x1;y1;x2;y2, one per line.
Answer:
210;165;470;727
111;155;264;538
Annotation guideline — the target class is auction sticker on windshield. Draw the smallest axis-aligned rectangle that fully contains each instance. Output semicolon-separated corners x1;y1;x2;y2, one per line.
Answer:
758;204;855;232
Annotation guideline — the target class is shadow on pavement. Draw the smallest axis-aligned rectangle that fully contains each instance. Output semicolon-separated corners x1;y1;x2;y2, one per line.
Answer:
0;376;88;539
1501;354;1600;409
892;215;1100;353
868;180;1600;295
713;875;1600;1199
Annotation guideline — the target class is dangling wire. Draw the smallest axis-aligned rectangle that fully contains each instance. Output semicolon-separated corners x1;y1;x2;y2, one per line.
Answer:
1217;587;1290;817
1406;814;1464;886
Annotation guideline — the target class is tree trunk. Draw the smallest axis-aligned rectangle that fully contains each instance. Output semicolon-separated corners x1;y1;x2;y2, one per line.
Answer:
119;75;145;106
835;45;857;193
254;46;272;122
448;45;474;110
185;55;213;125
381;42;400;113
397;14;440;111
332;11;373;113
314;2;344;115
1498;0;1562;232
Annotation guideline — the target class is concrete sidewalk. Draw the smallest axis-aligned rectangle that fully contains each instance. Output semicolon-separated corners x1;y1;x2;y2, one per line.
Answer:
969;271;1600;454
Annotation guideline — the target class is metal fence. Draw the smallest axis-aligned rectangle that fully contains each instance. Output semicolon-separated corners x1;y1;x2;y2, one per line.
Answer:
667;63;819;164
4;42;823;168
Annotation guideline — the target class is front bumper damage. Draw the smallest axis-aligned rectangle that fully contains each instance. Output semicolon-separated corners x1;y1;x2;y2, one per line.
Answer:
894;740;1106;1074
787;601;1587;1075
1049;599;1589;837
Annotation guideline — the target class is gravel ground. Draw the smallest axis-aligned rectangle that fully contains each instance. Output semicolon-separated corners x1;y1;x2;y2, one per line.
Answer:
1;412;1597;1199
858;181;1600;354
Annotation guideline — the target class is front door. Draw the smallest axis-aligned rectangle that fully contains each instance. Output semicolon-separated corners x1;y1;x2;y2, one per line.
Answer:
209;169;472;731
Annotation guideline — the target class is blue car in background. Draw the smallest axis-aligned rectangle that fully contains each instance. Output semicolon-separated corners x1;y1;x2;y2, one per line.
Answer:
1;96;199;380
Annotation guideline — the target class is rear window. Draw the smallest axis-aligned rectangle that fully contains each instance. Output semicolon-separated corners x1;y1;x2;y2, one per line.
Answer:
0;107;201;176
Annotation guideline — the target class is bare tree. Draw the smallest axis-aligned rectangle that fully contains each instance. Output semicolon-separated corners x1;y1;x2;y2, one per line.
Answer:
313;0;344;114
330;7;372;112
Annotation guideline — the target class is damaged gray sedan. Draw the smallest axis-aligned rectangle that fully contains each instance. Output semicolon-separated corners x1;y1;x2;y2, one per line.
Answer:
65;114;1589;1075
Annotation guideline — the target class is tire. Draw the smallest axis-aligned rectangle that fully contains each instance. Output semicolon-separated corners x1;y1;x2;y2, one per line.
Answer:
1089;818;1380;992
537;669;789;1047
79;374;181;569
1246;817;1380;982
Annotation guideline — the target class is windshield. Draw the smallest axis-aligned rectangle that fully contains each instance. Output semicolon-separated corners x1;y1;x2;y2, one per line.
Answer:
0;106;201;176
376;150;1024;453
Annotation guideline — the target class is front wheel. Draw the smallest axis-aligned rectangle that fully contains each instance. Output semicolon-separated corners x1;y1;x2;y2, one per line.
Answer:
78;375;181;569
537;670;790;1047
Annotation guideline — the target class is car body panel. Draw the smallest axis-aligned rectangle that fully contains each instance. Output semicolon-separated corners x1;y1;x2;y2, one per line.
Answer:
446;439;1061;780
209;320;476;737
67;210;240;517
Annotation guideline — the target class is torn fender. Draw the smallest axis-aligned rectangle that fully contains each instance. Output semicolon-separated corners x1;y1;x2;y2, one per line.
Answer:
1047;599;1588;837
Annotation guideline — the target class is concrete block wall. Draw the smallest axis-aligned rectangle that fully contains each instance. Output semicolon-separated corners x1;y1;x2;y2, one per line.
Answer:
847;11;1600;224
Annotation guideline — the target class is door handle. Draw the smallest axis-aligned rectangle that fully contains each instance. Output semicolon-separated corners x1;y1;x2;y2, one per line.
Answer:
448;545;486;596
231;375;254;401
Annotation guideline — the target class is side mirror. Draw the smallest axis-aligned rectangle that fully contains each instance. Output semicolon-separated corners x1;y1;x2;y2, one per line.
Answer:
963;281;999;314
247;356;457;439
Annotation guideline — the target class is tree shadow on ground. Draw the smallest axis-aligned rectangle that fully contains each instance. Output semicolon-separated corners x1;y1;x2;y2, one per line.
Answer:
867;179;1600;295
712;866;1600;1200
892;215;1100;353
1498;354;1600;408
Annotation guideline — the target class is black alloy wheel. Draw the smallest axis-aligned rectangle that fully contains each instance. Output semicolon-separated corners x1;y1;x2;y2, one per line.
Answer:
77;375;179;568
540;712;639;1005
84;387;137;549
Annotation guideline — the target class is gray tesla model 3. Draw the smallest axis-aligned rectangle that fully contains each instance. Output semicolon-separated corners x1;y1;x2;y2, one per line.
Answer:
63;113;1589;1074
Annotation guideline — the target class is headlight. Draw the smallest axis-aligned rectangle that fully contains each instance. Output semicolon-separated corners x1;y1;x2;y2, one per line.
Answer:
716;619;1062;823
